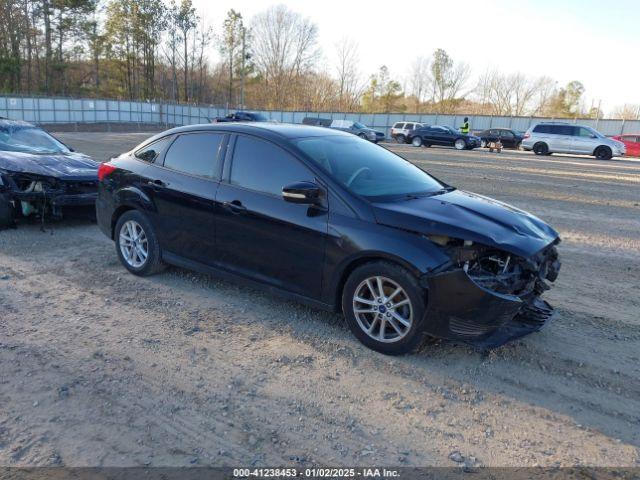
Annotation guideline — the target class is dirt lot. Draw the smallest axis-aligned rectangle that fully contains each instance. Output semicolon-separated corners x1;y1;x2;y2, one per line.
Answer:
1;132;639;468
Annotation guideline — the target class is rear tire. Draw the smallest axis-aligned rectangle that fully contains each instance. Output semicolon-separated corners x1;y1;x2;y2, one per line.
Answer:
594;146;612;160
533;142;549;155
411;136;423;147
515;141;522;150
114;210;164;276
395;134;406;144
342;261;428;355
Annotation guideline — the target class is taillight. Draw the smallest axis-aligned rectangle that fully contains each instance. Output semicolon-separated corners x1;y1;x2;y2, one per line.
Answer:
98;163;117;181
523;133;530;139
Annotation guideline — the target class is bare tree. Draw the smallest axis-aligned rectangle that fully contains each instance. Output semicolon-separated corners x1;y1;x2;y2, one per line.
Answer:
250;4;319;109
334;37;363;111
408;56;430;113
612;104;640;120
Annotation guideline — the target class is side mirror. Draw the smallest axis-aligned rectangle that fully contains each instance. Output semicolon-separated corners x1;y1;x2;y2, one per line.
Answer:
282;181;322;204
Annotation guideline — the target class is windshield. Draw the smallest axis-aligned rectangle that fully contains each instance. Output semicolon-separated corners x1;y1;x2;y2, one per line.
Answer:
294;135;446;200
0;126;70;154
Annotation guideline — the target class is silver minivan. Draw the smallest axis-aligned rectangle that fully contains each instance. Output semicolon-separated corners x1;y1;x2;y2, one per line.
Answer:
521;122;625;159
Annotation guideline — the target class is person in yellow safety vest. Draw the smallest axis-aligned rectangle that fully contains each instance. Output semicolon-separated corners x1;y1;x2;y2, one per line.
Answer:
460;117;470;134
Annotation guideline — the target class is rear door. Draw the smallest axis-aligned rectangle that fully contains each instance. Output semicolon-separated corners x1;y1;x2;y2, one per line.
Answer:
547;125;574;152
499;130;516;147
214;134;328;299
142;131;225;264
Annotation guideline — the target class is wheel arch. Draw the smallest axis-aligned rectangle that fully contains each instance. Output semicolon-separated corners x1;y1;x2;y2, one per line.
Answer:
331;252;427;313
110;186;155;239
592;144;612;156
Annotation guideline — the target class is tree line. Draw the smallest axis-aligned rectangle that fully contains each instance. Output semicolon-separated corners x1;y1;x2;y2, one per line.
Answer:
0;0;637;119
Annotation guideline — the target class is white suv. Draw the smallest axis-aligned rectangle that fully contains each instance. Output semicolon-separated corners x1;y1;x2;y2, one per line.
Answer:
391;122;425;144
521;122;625;160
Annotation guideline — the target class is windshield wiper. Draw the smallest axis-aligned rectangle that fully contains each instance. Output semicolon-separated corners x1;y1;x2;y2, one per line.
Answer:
401;186;455;200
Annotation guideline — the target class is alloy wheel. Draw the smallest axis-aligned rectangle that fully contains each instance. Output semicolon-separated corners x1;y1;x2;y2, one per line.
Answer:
352;276;413;343
455;139;466;150
119;220;149;268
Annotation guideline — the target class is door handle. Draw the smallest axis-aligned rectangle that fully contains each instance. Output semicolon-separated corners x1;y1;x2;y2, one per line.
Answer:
148;179;167;188
222;200;247;214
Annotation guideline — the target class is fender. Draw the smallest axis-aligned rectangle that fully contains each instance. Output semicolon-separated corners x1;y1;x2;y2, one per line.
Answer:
321;214;450;307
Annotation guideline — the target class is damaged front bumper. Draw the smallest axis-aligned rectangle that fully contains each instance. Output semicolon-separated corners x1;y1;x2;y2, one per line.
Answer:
423;269;555;349
421;241;560;349
0;171;97;225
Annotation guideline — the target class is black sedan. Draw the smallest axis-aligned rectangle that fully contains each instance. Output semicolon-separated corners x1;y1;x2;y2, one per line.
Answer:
0;118;99;229
212;111;269;123
96;123;560;354
408;125;481;150
478;128;524;149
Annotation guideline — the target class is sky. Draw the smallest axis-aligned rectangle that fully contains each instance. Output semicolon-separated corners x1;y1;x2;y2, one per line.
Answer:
192;0;640;113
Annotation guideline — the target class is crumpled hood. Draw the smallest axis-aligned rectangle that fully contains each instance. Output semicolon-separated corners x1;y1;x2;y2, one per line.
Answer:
0;151;99;181
372;189;559;258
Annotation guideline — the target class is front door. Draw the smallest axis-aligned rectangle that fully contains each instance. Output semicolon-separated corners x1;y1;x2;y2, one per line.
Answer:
571;127;597;154
215;134;328;300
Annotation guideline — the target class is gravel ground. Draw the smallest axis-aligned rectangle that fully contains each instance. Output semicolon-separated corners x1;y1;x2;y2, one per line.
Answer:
1;132;639;468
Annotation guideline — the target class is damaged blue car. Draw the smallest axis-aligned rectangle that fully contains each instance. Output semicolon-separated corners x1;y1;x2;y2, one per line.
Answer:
0;118;99;228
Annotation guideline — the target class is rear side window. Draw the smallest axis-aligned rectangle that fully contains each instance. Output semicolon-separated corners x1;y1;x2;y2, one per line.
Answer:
162;132;223;178
230;136;314;196
533;124;573;135
135;137;173;163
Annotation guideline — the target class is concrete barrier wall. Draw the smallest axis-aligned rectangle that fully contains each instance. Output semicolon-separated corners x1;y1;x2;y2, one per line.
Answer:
2;95;638;137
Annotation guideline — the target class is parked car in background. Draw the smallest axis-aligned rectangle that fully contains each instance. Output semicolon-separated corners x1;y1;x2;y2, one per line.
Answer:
302;117;332;127
329;119;385;143
0;118;99;229
478;128;524;149
96;123;560;354
408;125;481;150
611;134;640;157
390;122;425;143
212;111;270;123
521;122;626;160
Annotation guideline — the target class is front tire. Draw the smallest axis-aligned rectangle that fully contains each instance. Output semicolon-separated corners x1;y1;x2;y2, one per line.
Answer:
342;261;428;355
454;138;466;150
114;210;164;276
480;139;487;148
411;136;423;147
533;142;549;155
594;146;612;160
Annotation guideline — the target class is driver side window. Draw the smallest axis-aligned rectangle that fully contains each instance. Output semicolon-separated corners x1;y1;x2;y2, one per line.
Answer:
230;136;314;197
